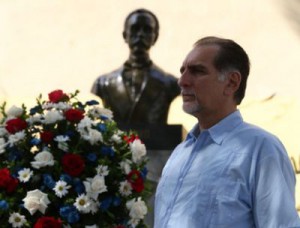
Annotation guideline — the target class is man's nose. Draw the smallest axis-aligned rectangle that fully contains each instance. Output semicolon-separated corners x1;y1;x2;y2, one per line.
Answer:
137;28;146;37
178;71;190;87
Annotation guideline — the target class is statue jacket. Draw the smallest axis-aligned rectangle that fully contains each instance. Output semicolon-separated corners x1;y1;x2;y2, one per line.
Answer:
91;63;180;124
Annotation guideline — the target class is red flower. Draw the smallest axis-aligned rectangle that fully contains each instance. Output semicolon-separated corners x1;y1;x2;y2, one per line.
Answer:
62;153;85;177
127;170;144;193
6;177;19;194
0;168;18;193
114;226;126;228
40;131;54;144
5;118;27;134
0;168;11;188
48;90;68;103
123;134;140;144
64;108;84;123
34;216;62;228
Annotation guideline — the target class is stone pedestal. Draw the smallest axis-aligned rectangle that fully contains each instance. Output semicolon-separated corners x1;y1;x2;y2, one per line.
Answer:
118;124;186;227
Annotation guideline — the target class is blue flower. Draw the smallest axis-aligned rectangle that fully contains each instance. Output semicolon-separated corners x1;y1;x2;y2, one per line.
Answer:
43;174;55;189
60;174;73;184
60;205;80;224
29;105;40;115
73;178;85;194
85;100;99;106
86;153;97;162
97;123;107;132
100;115;109;120
100;197;112;211
112;196;121;207
141;167;148;180
0;200;9;210
101;146;115;157
30;137;41;145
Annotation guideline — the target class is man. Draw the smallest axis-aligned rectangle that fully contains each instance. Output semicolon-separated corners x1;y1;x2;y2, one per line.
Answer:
91;9;180;124
154;36;300;227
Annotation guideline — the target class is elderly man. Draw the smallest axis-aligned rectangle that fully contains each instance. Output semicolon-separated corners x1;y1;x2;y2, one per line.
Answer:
154;36;300;227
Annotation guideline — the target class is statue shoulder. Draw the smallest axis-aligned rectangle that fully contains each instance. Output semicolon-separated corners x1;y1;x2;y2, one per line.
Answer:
91;67;124;96
151;64;177;80
150;64;179;84
149;64;181;97
97;67;124;85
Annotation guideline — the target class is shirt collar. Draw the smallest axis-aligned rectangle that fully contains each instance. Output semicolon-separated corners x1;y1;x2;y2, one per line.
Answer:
187;110;243;145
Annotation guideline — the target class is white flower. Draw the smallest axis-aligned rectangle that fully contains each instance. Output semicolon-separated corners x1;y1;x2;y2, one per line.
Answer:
0;137;7;154
119;159;132;174
53;180;71;198
8;212;27;228
126;197;147;220
27;114;43;124
0;127;7;137
88;200;99;215
85;225;99;228
130;139;146;163
42;102;71;110
31;150;55;169
42;102;56;110
8;130;26;146
81;129;103;145
54;135;70;142
119;180;133;196
43;110;64;124
88;106;113;120
54;135;70;151
23;189;50;215
6;105;23;117
77;116;94;131
128;218;140;227
83;175;107;200
18;168;33;183
111;133;122;144
74;194;91;213
55;102;71;110
95;165;109;176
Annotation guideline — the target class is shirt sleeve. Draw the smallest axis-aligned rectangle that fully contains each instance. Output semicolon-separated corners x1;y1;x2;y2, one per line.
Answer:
253;140;300;228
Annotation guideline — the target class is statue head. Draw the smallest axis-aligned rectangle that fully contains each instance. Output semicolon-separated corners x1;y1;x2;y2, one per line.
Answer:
123;9;159;56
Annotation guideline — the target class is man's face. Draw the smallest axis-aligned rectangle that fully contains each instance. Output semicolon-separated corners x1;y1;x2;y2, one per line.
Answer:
178;45;228;118
124;12;157;54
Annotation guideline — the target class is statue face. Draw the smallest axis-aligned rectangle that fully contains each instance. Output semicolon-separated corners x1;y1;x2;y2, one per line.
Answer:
124;12;158;54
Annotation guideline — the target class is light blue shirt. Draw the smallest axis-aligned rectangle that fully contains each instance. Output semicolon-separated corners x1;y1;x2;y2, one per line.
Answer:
154;110;300;228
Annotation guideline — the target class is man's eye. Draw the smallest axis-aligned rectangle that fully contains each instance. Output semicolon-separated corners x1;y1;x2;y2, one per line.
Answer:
144;26;153;33
191;69;205;74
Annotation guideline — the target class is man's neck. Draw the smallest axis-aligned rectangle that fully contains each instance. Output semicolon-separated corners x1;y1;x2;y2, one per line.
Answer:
197;107;237;130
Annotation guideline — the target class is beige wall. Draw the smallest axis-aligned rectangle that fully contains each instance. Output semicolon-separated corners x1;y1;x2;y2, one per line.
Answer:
1;0;300;208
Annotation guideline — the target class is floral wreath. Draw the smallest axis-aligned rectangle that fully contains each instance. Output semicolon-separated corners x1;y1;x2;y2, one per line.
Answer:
0;90;150;228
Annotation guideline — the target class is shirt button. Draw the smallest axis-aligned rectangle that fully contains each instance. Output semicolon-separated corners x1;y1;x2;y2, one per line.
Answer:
179;177;183;182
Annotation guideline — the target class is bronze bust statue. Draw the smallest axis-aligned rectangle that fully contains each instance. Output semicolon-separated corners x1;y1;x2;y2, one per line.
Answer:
91;8;180;124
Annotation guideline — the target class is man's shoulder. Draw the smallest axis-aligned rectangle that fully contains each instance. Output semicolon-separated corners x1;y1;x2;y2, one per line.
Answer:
235;121;286;152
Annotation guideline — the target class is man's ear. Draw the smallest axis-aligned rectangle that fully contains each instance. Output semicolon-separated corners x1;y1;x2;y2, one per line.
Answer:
224;71;241;96
122;31;128;43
